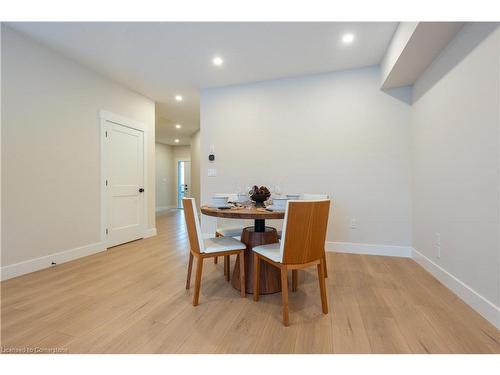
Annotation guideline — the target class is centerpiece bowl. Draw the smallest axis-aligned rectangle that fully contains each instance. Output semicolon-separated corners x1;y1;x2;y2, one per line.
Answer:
249;185;271;208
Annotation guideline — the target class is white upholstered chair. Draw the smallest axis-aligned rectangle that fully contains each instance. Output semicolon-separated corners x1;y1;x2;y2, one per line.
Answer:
212;193;246;277
252;199;331;326
214;193;244;237
183;198;246;306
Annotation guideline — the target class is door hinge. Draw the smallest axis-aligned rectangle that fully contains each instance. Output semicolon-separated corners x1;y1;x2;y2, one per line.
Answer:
105;130;108;137
105;179;108;186
105;228;108;235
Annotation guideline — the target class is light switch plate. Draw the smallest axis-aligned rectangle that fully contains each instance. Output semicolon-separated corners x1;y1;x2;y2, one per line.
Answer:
208;168;217;177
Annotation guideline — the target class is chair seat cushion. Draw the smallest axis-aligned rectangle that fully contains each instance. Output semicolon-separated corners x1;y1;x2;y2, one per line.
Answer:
203;236;246;254
253;242;281;263
216;227;244;237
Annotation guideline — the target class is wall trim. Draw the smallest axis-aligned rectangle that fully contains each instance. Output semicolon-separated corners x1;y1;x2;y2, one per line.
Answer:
412;247;500;329
0;242;106;281
155;206;175;213
1;228;158;281
326;241;412;258
143;227;157;238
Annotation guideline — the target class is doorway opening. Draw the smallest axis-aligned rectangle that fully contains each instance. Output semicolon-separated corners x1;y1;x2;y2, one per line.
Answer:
177;160;191;208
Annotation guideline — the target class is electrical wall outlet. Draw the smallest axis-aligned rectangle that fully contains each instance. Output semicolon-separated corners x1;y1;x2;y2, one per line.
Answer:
350;218;357;229
435;232;441;258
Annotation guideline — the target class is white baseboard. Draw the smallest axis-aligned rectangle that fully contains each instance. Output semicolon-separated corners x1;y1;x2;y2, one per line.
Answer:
143;227;157;238
412;247;500;329
1;228;158;281
0;242;105;281
326;241;412;258
155;206;174;213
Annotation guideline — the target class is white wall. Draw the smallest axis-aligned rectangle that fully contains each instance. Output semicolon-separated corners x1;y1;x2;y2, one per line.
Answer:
200;66;412;250
1;26;156;275
190;130;201;207
155;142;175;211
0;24;3;263
154;143;193;211
411;23;500;326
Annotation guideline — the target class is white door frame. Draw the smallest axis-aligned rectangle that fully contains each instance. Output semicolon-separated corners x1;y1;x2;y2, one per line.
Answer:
99;110;149;248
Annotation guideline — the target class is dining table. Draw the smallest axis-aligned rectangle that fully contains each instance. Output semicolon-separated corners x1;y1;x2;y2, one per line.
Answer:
200;205;285;294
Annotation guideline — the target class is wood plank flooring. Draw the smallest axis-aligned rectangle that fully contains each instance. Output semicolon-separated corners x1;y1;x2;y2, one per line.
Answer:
1;209;499;353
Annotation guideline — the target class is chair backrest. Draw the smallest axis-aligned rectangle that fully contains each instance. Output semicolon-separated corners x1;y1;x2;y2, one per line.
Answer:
182;198;204;253
302;193;329;200
280;200;331;265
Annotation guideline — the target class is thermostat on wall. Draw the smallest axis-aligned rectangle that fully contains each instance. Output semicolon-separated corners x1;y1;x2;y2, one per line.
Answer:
208;154;215;161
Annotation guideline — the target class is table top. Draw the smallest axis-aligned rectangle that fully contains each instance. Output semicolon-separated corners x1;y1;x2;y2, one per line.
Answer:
200;205;285;220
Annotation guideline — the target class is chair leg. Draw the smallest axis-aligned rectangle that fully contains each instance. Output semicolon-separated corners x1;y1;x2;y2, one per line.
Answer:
193;256;204;306
239;250;246;297
186;252;194;289
215;232;220;266
318;258;328;314
322;253;328;278
253;252;260;301
280;268;290;326
291;270;298;292
224;255;230;281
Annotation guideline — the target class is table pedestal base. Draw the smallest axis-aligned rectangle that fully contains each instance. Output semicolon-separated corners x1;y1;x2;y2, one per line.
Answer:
231;226;281;294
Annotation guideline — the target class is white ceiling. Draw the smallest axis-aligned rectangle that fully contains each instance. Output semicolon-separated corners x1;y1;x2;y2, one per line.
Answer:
8;22;398;146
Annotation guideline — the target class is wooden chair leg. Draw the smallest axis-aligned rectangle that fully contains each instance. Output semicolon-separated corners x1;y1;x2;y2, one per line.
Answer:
318;258;328;314
291;270;298;292
239;250;246;297
186;252;194;290
215;232;220;266
322;253;328;278
193;256;204;306
253;252;260;301
224;255;230;281
280;268;290;326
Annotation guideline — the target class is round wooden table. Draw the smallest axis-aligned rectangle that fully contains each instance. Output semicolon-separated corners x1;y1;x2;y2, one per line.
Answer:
201;205;285;294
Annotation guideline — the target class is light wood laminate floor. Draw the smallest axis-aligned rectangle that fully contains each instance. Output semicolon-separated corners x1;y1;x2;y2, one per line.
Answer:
1;210;499;353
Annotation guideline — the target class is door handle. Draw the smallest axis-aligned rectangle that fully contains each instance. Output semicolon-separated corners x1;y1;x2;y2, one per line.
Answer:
139;188;145;193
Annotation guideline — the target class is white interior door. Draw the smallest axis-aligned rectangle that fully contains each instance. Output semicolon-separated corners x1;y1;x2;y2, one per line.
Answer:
104;121;145;247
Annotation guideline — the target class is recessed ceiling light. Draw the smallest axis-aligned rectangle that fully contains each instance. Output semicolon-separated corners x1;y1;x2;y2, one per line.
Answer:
175;95;183;102
342;33;355;44
212;56;224;66
175;124;181;129
174;139;180;143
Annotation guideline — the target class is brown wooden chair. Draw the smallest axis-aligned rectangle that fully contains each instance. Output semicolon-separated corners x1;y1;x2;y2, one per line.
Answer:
252;199;330;326
212;194;244;276
277;193;329;279
214;227;243;281
183;198;246;306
